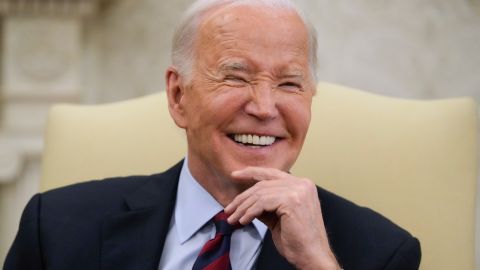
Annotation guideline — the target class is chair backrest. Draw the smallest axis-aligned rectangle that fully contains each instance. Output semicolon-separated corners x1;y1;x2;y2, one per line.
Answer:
40;82;478;270
294;83;478;270
40;93;187;190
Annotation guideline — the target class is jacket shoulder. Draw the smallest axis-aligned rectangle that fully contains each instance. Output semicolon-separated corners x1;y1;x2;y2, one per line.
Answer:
4;161;183;270
41;174;157;215
318;187;421;270
40;160;183;216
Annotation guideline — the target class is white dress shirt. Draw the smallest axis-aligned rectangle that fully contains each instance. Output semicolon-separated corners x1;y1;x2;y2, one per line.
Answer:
158;158;268;270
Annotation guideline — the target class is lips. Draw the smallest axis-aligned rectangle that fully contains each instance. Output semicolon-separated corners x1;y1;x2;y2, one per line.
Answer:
230;133;276;146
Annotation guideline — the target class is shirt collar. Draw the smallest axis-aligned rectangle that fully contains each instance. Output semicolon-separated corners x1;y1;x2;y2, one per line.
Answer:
175;158;268;244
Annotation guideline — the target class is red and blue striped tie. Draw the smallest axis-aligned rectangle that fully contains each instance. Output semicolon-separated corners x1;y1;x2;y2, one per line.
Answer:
192;211;239;270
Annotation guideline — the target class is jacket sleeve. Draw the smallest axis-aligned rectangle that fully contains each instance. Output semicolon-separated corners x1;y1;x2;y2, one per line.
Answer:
3;194;44;270
384;236;422;270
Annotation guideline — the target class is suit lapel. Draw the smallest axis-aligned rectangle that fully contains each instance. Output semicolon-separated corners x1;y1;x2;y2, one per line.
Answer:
100;161;183;270
99;160;296;270
255;231;295;270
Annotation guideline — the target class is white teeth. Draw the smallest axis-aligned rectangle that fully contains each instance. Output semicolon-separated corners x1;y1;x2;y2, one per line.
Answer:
232;134;276;146
259;136;266;145
253;135;259;145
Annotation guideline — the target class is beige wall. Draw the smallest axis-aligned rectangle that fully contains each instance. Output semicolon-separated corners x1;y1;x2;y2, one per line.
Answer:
1;0;479;266
82;0;193;103
84;0;480;103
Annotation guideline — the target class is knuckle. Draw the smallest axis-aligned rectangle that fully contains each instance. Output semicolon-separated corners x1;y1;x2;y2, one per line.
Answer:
287;191;302;205
245;205;260;218
251;192;261;202
258;193;268;204
299;178;315;192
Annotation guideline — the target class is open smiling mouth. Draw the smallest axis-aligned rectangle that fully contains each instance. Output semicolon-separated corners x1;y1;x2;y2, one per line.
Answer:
228;134;278;148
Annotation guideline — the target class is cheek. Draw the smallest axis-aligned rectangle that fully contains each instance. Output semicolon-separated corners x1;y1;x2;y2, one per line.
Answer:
282;98;312;138
185;88;248;129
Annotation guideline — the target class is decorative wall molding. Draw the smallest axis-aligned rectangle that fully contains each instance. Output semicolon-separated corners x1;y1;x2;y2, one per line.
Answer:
0;137;42;184
0;0;104;17
16;34;71;82
2;17;82;100
0;2;91;260
0;144;21;184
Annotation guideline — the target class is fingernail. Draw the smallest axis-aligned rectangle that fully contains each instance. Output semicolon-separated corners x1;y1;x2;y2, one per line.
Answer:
223;203;233;214
238;217;245;225
231;171;241;176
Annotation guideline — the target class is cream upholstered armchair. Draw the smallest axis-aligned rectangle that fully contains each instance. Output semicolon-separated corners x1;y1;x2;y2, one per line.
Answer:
40;83;478;270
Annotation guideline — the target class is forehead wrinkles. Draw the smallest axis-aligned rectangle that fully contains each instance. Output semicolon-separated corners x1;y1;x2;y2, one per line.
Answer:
219;59;306;80
212;7;306;46
195;5;309;75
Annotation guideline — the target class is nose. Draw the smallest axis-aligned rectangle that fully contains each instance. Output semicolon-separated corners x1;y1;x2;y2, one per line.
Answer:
244;83;279;121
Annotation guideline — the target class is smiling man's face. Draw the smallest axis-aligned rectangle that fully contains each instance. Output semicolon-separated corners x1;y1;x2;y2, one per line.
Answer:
168;4;314;200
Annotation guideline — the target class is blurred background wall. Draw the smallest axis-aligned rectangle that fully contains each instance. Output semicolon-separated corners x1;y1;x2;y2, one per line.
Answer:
0;0;479;265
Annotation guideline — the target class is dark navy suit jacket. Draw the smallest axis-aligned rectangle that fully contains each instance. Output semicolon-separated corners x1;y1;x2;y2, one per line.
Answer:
4;161;421;270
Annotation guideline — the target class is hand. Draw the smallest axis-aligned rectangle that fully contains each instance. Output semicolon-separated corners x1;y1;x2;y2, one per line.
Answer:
224;167;340;270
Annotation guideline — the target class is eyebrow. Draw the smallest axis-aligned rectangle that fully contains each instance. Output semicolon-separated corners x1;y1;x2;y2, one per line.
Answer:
218;61;250;73
280;70;306;80
218;61;307;80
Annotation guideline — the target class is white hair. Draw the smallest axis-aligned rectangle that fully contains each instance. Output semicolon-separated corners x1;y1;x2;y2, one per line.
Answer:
171;0;318;82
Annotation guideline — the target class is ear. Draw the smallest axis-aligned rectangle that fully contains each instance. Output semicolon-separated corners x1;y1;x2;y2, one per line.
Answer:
165;67;188;129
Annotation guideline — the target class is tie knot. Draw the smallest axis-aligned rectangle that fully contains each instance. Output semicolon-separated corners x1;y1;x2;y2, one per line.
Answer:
213;211;240;236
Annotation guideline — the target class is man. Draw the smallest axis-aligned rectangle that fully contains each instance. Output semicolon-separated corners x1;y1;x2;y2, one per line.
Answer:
4;0;421;269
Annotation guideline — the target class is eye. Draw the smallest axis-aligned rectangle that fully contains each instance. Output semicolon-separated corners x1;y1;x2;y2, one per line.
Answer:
224;75;249;86
278;82;302;92
225;75;247;82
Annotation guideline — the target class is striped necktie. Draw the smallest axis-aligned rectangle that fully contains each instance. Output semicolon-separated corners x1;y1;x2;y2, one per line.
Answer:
192;211;239;270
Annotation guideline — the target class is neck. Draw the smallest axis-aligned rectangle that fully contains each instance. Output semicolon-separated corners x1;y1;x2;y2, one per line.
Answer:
186;157;249;207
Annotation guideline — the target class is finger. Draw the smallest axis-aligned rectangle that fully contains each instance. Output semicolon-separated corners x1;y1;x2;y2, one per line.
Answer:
232;186;288;225
231;166;286;181
238;191;283;225
225;179;282;214
239;203;265;225
229;184;287;224
225;183;261;214
226;192;259;224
